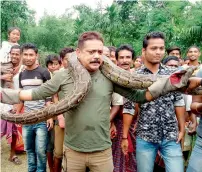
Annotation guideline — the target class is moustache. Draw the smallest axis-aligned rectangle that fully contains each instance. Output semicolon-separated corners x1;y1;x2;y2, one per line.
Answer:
90;60;100;64
121;63;130;66
24;61;32;64
11;58;18;61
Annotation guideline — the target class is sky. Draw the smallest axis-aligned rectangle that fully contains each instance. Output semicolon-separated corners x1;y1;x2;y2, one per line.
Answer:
26;0;201;22
26;0;114;22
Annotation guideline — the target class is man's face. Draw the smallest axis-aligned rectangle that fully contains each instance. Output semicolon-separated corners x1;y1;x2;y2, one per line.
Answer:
142;38;165;64
76;40;103;73
10;48;21;65
166;60;179;68
47;59;61;73
117;50;133;70
168;50;181;59
22;49;38;67
62;53;72;68
134;58;142;69
109;51;117;64
187;47;201;61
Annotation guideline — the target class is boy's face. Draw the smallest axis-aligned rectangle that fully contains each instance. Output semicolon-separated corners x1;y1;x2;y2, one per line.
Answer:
187;47;201;61
110;51;117;64
9;29;20;43
47;59;61;73
62;53;72;68
168;50;181;59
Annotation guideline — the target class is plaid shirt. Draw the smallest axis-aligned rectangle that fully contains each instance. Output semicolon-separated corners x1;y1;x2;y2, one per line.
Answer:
136;64;185;143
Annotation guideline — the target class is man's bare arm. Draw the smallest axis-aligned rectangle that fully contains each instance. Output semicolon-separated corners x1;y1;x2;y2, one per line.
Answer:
191;95;202;115
110;105;121;122
175;106;185;143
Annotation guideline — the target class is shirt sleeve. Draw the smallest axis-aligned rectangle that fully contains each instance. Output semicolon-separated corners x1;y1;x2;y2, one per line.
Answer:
111;93;123;105
174;92;185;107
113;84;147;104
183;94;192;111
122;98;135;116
42;69;51;82
32;70;69;100
19;72;23;89
196;67;202;78
0;41;11;63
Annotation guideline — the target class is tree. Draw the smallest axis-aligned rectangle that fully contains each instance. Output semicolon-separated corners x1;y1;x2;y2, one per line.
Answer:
1;0;35;41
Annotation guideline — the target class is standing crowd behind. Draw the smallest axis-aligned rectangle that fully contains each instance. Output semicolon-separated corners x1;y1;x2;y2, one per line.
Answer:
0;27;202;172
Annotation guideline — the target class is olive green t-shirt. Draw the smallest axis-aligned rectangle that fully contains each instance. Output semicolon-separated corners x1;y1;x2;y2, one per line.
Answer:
32;69;146;152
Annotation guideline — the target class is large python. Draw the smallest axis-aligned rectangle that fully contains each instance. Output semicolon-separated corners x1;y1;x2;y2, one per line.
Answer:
1;53;201;124
1;52;92;124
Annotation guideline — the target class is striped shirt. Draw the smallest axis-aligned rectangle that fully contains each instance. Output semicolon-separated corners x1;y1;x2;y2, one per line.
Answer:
19;66;51;112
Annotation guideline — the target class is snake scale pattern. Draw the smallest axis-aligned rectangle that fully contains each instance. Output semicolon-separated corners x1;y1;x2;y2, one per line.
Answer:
1;53;202;124
1;52;92;124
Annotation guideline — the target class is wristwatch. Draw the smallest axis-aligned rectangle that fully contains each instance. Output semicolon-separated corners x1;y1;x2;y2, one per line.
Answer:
122;137;128;139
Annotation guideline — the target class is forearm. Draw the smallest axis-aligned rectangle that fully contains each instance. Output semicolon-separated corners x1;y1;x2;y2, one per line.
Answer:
19;90;33;101
110;105;120;122
1;88;21;104
123;114;133;138
190;112;197;124
16;102;24;114
191;102;202;115
145;90;154;102
175;106;185;132
114;84;152;104
191;95;202;115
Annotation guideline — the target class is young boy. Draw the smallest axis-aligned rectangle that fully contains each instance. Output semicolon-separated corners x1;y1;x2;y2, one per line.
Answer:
45;54;62;172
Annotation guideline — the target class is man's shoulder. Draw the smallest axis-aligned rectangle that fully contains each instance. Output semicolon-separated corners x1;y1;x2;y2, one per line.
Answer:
53;68;70;75
195;65;202;77
52;68;72;82
35;66;49;73
1;41;10;47
136;64;174;75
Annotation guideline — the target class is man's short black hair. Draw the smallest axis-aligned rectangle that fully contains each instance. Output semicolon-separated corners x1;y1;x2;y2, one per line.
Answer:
166;46;181;55
115;44;135;60
162;56;179;65
10;45;21;53
108;46;116;53
187;45;201;53
59;47;74;59
21;43;38;54
45;55;61;67
143;32;165;49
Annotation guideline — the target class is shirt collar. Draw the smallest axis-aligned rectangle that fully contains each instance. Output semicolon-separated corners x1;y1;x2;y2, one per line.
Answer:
140;63;166;73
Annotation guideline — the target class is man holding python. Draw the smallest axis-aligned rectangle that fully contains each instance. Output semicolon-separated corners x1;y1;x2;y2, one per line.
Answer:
0;31;201;172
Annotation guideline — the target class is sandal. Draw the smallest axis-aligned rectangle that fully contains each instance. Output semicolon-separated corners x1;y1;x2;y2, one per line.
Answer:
8;155;22;165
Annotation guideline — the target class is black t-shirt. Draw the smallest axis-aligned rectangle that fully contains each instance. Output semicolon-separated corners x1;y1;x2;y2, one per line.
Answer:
19;66;51;111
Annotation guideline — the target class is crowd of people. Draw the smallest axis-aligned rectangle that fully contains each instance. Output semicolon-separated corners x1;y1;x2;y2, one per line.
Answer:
0;27;202;172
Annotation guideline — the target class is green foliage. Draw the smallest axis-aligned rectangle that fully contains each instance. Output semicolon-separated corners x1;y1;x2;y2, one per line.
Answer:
1;0;35;41
1;0;202;61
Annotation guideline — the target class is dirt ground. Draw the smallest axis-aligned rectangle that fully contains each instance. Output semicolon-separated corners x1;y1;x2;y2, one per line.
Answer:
0;137;27;172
